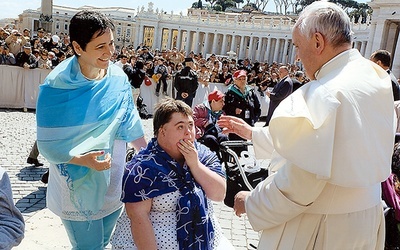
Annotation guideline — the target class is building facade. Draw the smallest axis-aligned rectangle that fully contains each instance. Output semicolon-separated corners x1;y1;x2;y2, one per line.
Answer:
8;1;400;76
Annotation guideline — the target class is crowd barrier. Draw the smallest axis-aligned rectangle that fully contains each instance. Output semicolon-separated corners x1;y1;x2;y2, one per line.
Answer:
0;65;51;109
0;65;269;116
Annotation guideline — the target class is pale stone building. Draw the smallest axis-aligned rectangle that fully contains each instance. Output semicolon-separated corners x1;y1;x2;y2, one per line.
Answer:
6;1;400;76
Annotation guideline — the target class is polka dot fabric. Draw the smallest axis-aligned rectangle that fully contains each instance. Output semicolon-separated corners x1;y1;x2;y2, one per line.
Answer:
111;190;223;249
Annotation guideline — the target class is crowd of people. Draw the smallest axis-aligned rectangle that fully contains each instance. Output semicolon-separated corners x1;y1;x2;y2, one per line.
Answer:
2;1;400;249
0;26;71;69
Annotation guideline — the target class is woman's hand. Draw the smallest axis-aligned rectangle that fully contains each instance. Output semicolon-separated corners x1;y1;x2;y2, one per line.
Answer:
177;139;199;168
178;139;226;201
68;151;111;171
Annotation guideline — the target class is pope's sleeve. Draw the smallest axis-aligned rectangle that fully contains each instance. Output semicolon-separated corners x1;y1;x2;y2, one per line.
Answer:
252;127;274;159
245;163;327;231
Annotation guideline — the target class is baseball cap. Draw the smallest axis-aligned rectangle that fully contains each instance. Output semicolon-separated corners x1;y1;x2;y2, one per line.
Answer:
208;90;225;102
233;70;247;79
52;35;60;43
37;27;45;32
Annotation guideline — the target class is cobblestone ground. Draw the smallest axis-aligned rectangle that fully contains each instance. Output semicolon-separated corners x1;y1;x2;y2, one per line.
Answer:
0;108;259;249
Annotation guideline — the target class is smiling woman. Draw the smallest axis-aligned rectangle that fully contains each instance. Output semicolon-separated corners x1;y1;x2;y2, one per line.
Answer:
35;10;147;250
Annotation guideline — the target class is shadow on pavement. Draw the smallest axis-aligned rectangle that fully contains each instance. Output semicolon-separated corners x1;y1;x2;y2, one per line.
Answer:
16;187;47;213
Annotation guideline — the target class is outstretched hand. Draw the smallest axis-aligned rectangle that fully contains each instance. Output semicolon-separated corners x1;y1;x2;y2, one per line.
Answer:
217;115;253;140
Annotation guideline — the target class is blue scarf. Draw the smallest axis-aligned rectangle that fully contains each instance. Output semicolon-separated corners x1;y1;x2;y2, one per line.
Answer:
122;138;225;249
36;56;144;219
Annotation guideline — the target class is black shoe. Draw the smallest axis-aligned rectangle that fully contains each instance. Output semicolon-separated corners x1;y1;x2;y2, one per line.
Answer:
27;157;44;167
163;91;168;96
41;170;49;184
155;92;160;97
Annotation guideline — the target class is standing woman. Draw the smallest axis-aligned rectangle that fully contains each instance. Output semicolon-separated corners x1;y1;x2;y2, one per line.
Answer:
223;70;261;152
36;10;147;250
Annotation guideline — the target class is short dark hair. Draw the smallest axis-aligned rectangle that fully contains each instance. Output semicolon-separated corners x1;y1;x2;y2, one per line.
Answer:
69;10;115;56
370;50;391;68
153;98;193;137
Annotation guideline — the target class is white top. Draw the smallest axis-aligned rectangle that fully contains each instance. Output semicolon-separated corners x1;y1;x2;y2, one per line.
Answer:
46;140;126;221
111;190;227;250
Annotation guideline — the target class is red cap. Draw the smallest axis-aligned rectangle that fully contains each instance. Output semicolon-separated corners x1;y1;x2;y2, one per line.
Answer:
233;70;247;79
208;90;225;102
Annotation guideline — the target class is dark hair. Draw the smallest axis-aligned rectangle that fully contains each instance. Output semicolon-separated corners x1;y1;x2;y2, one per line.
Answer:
370;50;391;68
135;60;144;70
69;10;115;56
153;98;193;137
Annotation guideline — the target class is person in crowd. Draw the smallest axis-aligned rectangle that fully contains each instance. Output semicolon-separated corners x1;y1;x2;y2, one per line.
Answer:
0;43;16;65
15;44;37;69
223;69;261;153
22;28;31;43
47;51;59;69
0;167;25;249
57;51;66;63
370;49;400;101
26;141;44;167
168;47;184;66
5;29;28;56
263;66;293;126
174;57;199;107
193;90;228;159
36;10;147;249
0;27;9;40
381;141;400;249
37;49;52;69
197;63;211;88
249;70;268;97
123;60;146;105
291;70;306;92
30;38;42;50
210;69;221;83
32;48;40;60
114;54;128;69
43;34;61;53
111;98;233;250
217;2;395;249
138;46;153;61
35;28;46;44
154;57;169;97
219;65;232;84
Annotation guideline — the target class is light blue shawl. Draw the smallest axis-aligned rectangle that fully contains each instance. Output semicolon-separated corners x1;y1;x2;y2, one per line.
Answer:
36;56;144;219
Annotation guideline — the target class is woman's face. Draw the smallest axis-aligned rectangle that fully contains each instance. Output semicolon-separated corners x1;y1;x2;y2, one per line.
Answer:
73;28;115;71
158;112;195;158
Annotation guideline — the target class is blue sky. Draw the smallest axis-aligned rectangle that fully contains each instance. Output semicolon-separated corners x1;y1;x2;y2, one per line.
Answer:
1;0;368;19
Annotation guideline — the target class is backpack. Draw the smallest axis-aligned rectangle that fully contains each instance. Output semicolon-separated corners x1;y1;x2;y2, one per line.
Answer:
136;95;151;119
